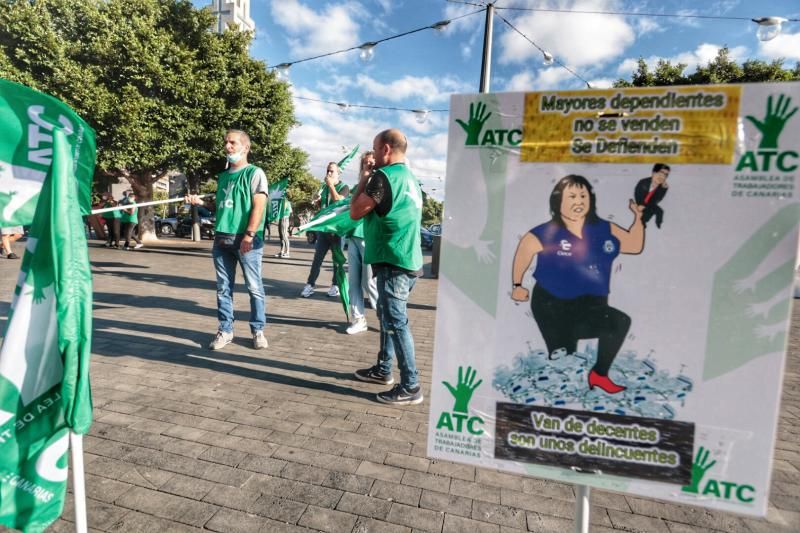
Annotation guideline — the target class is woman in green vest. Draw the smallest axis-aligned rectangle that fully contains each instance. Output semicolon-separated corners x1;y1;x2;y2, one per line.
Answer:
120;191;143;250
102;193;121;248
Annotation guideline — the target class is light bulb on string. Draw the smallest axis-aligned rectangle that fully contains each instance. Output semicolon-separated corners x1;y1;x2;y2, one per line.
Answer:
542;51;554;66
274;63;291;82
413;110;430;124
753;17;787;42
431;20;450;33
337;103;350;112
359;42;377;62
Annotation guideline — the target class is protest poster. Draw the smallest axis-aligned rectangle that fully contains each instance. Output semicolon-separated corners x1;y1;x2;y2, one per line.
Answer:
428;83;800;516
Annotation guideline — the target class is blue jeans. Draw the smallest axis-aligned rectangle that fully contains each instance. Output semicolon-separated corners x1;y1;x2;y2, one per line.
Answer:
213;237;266;333
347;237;377;320
374;265;419;389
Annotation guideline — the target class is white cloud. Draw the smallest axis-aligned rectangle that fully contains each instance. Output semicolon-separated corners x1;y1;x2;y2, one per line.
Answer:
504;68;580;91
588;78;614;89
616;44;749;76
759;31;800;62
270;0;363;62
497;0;635;69
356;74;470;104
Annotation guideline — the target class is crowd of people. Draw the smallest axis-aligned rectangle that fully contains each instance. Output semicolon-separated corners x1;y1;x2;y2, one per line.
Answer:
183;127;425;406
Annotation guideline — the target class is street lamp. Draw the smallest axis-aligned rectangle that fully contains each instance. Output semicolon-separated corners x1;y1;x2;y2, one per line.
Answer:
431;20;451;32
753;17;788;41
542;51;554;66
274;63;291;82
413;110;430;124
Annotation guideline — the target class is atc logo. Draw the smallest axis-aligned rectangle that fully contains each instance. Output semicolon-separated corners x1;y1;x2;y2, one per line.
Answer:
436;366;485;435
681;447;755;504
736;94;798;172
456;102;522;147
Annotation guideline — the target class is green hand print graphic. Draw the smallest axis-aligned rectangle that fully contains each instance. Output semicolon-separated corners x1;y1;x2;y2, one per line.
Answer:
745;94;797;149
443;366;483;413
456;102;492;146
681;447;716;494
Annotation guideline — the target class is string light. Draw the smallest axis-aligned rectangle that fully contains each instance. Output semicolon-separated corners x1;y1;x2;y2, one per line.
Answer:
753;17;789;42
268;9;483;76
496;14;592;89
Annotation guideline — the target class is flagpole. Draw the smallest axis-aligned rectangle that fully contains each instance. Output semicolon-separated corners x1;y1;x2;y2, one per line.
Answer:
89;194;213;215
69;432;88;533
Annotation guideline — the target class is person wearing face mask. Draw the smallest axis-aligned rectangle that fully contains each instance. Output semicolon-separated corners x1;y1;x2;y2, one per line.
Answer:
299;161;350;298
511;175;645;395
187;129;269;351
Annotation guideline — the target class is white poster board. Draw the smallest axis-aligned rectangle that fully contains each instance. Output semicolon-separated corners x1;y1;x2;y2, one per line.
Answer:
428;83;800;517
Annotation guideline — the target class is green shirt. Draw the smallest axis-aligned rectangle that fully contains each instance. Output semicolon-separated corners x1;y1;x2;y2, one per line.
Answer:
104;201;121;219
320;181;348;209
363;163;423;271
215;164;268;238
120;198;138;224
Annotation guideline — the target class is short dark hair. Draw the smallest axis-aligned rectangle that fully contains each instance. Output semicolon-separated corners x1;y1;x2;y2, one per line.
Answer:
377;129;407;154
652;163;670;173
549;175;599;227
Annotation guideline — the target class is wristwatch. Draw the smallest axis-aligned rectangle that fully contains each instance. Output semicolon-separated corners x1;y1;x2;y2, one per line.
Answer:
244;230;256;238
512;283;523;288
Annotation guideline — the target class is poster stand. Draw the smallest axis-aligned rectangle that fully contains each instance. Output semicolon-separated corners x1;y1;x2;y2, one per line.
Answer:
574;484;590;533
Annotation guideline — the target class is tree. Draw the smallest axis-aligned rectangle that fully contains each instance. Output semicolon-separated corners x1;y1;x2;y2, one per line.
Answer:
422;192;443;227
615;47;800;87
0;0;302;240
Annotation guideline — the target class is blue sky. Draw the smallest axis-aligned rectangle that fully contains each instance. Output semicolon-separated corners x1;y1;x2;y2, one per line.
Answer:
195;0;800;200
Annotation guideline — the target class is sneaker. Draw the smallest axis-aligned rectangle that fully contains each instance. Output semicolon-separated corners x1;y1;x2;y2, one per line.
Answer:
6;253;19;260
354;365;394;385
104;242;110;248
281;253;290;258
253;330;268;349
208;330;233;350
124;246;131;251
346;317;368;335
134;243;143;249
273;253;283;257
327;285;340;297
376;384;424;406
300;284;315;298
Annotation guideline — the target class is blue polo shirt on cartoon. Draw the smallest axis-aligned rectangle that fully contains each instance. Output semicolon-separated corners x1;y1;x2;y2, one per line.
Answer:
530;220;620;299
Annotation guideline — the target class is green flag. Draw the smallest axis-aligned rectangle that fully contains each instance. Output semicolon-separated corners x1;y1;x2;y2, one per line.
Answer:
297;198;361;237
268;177;289;223
337;144;360;171
0;78;96;226
0;129;93;532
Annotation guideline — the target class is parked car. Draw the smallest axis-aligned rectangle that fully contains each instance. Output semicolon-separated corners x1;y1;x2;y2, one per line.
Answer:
427;223;441;235
420;227;434;250
159;206;213;237
156;215;178;235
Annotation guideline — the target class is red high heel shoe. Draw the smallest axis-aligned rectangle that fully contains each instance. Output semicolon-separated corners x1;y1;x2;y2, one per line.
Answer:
588;370;626;394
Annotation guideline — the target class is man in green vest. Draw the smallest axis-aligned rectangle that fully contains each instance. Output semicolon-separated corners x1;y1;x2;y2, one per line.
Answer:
120;191;143;250
299;162;350;298
187;129;269;350
350;129;424;405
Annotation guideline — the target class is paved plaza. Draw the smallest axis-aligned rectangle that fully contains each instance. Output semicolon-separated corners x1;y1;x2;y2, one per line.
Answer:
0;234;798;533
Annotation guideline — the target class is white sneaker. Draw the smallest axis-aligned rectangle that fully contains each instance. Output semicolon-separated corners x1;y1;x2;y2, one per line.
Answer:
327;285;340;297
253;330;268;349
209;330;233;350
300;284;315;298
134;243;143;249
346;317;368;335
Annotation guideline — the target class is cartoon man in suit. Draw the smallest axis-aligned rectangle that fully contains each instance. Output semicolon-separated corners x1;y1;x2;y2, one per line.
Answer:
634;163;670;228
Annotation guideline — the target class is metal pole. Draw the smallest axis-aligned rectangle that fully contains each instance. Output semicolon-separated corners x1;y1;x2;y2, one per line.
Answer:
70;432;88;533
574;484;591;533
479;3;494;93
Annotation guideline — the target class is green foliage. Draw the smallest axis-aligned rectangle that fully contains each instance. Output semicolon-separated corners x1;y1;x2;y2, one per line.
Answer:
615;47;800;87
287;170;322;216
422;194;443;227
152;189;169;217
0;0;304;234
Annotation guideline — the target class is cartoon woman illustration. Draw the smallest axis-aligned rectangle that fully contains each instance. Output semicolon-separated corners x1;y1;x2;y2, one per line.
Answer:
511;175;645;394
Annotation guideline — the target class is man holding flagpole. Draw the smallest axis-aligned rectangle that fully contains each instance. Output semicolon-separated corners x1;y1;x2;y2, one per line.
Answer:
187;129;269;351
350;129;424;406
300;162;350;298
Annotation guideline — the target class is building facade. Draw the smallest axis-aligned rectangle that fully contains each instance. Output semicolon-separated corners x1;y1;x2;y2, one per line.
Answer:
208;0;255;33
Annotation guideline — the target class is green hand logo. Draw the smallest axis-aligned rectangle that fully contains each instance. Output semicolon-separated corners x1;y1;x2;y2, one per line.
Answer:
746;94;797;149
443;366;483;413
456;102;492;146
681;447;717;494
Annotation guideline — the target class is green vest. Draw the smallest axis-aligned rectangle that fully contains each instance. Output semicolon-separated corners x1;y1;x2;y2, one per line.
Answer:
215;165;266;238
363;163;423;271
120;199;138;224
271;197;292;221
320;181;347;209
104;201;121;219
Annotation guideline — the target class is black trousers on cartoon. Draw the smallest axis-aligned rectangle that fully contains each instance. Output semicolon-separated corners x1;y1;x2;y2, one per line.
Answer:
530;284;631;376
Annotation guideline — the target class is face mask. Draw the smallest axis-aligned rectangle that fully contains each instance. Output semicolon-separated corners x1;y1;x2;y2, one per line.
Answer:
226;151;243;164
